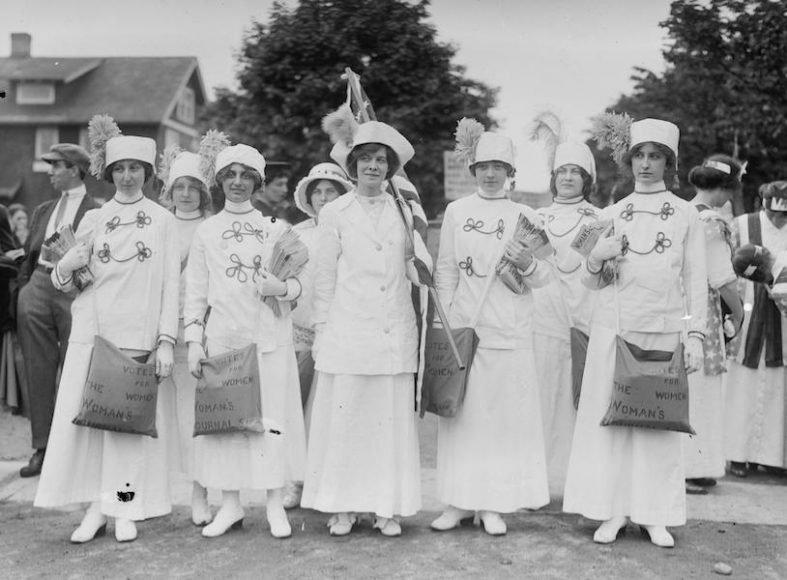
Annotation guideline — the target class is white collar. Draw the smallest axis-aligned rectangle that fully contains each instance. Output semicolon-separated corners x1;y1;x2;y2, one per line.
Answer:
634;180;668;194
476;188;507;200
224;199;254;214
175;208;203;220
61;184;87;199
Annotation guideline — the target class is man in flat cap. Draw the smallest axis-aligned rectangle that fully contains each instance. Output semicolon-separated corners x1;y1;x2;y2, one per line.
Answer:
16;143;98;477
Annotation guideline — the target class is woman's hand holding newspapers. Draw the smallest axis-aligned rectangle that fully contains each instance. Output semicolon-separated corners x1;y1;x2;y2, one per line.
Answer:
503;240;534;271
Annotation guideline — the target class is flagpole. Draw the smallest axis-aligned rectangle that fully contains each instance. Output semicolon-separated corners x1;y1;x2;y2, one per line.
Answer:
344;68;466;369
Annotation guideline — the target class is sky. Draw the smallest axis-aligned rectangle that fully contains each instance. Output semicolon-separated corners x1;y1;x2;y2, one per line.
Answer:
2;0;672;189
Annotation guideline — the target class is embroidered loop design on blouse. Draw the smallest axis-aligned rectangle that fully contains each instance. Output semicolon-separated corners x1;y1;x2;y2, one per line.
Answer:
458;256;487;278
221;221;268;244
105;211;152;234
463;218;505;239
620;232;673;256
96;241;152;263
619;202;675;222
556;262;582;274
225;253;263;283
547;208;596;238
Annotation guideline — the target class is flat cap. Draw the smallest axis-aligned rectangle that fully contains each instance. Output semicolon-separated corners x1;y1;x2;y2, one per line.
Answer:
41;143;90;173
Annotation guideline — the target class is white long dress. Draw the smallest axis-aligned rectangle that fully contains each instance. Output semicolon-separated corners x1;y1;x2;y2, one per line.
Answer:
533;197;599;493
301;191;422;519
34;195;180;520
563;182;708;527
682;206;734;479
183;200;306;490
434;189;551;513
725;211;787;469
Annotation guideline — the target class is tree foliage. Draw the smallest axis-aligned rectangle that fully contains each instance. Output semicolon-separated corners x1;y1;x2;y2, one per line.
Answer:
201;0;497;217
592;0;787;211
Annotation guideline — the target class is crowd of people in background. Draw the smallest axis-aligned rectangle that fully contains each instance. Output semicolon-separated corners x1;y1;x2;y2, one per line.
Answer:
2;107;786;550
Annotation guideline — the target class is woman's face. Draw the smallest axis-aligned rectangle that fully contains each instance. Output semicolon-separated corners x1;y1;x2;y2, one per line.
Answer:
631;143;667;185
111;159;146;195
554;164;584;199
171;177;202;213
221;163;257;204
474;161;509;195
310;180;341;216
11;211;28;232
355;146;389;190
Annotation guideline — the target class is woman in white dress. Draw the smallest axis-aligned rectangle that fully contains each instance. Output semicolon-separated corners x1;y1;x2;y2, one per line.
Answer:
563;118;707;548
184;143;306;539
282;162;351;509
684;155;744;493
431;122;551;536
533;142;599;493
725;180;787;477
34;130;180;544
301;121;424;538
158;149;213;524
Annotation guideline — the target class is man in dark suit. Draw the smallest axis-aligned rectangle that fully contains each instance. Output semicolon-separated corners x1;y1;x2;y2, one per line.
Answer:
17;143;98;477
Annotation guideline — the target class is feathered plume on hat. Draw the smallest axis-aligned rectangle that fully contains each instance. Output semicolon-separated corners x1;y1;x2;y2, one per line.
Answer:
526;111;563;169
87;114;122;179
454;117;485;166
590;111;633;167
157;144;182;194
198;129;231;187
321;104;359;147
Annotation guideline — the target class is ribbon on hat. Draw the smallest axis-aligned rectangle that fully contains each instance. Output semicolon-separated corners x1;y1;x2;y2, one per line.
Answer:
703;160;731;174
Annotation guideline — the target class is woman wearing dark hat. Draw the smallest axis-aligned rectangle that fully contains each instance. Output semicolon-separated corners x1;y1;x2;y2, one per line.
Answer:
184;142;306;539
431;121;551;536
282;162;351;509
301;119;425;537
563;118;708;548
683;155;744;493
34;117;180;544
725;180;787;477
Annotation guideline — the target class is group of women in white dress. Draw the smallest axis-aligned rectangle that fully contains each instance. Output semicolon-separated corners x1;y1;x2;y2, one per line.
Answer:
28;108;781;550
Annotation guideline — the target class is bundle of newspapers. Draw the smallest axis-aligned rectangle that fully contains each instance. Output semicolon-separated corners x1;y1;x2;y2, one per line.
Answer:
495;213;554;294
40;225;94;290
569;219;617;284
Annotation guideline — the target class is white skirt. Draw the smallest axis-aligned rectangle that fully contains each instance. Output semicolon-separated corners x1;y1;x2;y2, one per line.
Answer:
724;359;786;468
301;372;421;518
192;340;306;490
34;342;178;520
437;347;549;513
170;322;197;477
683;369;726;479
563;326;686;527
534;332;576;495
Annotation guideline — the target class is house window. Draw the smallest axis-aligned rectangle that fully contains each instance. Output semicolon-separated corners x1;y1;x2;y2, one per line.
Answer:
33;126;59;173
176;87;195;125
17;81;55;105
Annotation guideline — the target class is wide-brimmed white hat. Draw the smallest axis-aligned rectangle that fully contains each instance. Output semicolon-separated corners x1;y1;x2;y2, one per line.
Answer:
629;118;680;165
553;142;596;183
471;132;515;168
330;121;414;174
214;144;266;183
105;136;156;168
166;151;207;190
294;163;353;217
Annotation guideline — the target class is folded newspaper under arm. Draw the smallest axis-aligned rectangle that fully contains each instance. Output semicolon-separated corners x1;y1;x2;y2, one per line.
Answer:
570;219;617;284
263;229;309;316
42;224;94;290
495;213;554;294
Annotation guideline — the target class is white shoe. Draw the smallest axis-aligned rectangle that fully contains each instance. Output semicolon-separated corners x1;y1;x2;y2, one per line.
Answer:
267;504;292;539
114;518;138;543
641;525;674;548
374;516;402;537
70;511;108;544
430;507;474;531
202;505;244;538
593;516;628;544
327;513;356;536
478;511;507;536
282;482;302;510
191;485;213;526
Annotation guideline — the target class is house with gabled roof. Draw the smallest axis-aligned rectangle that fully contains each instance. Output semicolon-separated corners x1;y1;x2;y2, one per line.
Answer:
0;33;207;208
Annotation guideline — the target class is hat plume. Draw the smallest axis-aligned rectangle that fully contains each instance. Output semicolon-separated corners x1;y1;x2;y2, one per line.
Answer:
198;129;231;186
590;111;633;166
158;144;182;193
454;117;485;165
527;111;563;169
87;114;122;178
321;104;358;147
